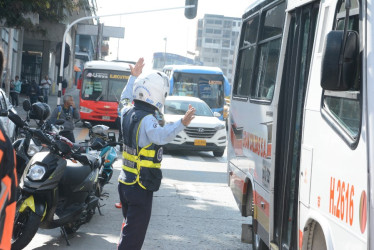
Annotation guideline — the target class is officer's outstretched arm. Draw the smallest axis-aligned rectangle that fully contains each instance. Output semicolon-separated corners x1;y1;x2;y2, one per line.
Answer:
144;105;195;145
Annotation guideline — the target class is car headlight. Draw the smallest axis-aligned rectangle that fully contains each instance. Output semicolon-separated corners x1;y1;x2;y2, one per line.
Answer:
27;139;42;157
27;164;46;181
215;123;226;130
80;106;93;113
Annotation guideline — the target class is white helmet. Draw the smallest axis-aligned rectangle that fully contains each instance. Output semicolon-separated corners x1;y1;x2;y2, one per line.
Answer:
133;71;169;111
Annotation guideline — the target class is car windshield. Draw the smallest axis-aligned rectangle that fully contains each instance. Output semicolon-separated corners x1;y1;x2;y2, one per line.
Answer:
81;70;130;102
172;72;225;109
164;99;213;117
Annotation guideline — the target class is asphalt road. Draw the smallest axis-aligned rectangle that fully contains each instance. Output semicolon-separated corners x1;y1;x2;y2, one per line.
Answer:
13;89;251;250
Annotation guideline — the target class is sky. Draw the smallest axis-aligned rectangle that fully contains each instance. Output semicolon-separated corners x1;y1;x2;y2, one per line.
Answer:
95;0;249;70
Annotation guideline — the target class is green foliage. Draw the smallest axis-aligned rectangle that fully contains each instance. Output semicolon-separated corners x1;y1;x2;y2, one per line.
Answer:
0;0;89;30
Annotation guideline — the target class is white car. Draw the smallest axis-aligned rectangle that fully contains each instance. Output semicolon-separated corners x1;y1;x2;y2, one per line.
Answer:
163;96;226;157
0;88;17;141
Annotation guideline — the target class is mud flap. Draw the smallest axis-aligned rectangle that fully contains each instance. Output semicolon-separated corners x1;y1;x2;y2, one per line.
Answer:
241;223;253;244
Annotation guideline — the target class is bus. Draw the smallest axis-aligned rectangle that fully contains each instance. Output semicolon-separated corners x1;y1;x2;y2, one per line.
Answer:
162;65;231;120
78;61;131;123
227;0;372;249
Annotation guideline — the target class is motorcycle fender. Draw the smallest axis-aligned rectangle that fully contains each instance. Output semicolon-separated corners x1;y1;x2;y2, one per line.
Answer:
19;196;47;220
104;147;117;166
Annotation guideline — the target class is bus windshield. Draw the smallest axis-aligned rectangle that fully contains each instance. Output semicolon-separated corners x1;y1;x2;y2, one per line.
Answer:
81;70;130;102
172;72;224;109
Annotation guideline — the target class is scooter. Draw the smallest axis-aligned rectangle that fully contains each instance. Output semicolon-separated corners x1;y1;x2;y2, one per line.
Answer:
84;122;119;189
12;100;54;183
8;109;103;250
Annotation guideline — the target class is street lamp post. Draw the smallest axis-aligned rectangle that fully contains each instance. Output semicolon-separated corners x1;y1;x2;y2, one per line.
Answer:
57;5;196;105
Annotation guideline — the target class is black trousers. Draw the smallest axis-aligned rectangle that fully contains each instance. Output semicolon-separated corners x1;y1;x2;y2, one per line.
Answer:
59;131;75;143
118;182;153;250
10;92;19;106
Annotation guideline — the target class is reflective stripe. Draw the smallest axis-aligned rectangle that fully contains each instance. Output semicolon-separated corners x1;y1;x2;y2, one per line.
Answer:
123;145;137;155
122;165;138;175
121;116;161;190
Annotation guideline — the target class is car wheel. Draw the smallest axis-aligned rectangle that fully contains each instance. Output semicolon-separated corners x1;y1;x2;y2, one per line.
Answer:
213;150;224;157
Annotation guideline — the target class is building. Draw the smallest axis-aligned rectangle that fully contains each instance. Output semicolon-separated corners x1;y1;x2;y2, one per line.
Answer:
195;14;241;85
0;0;100;97
152;52;203;71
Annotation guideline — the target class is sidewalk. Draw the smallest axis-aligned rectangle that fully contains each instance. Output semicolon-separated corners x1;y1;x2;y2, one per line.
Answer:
15;86;80;127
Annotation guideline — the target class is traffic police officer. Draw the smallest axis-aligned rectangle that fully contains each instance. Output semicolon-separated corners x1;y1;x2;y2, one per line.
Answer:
117;58;195;250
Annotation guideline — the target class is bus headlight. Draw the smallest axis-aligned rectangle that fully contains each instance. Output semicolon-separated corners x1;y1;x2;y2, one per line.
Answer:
80;106;93;113
27;164;46;181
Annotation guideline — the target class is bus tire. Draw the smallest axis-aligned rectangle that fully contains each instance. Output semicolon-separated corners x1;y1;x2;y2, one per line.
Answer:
303;221;327;250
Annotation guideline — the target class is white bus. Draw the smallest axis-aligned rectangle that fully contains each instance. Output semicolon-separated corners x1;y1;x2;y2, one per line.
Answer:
227;0;372;248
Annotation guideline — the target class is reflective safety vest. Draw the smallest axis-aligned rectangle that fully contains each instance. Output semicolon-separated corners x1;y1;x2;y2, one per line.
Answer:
119;106;163;191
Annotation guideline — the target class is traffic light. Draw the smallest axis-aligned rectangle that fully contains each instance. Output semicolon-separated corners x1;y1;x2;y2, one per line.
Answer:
55;42;71;68
185;0;198;19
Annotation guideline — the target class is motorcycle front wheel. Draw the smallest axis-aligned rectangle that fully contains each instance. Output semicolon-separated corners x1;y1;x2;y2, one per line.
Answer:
12;209;41;250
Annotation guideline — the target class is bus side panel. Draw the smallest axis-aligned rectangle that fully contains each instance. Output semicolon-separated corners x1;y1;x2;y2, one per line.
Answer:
227;98;273;234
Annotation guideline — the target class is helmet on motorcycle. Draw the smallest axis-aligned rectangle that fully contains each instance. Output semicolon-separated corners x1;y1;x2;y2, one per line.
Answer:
91;125;109;137
133;71;169;111
29;102;51;120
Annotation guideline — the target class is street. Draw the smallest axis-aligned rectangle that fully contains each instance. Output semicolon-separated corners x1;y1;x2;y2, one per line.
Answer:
14;91;251;250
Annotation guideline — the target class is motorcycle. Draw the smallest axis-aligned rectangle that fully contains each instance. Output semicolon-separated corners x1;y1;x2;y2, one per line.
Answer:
8;108;103;250
83;122;119;190
12;100;55;183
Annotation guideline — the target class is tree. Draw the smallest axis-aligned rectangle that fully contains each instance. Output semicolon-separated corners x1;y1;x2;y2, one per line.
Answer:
0;0;89;32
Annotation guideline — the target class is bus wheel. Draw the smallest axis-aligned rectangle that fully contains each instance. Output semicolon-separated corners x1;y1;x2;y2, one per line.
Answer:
304;221;327;250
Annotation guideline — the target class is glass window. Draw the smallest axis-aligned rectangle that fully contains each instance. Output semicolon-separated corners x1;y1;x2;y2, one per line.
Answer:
233;46;256;96
165;100;213;117
242;15;259;47
172;72;225;109
251;39;281;100
260;2;286;40
82;70;130;102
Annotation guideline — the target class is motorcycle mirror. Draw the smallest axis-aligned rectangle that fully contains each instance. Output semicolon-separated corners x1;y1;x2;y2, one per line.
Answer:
22;100;31;112
8;110;25;127
83;121;92;129
56;119;64;125
0;109;7;117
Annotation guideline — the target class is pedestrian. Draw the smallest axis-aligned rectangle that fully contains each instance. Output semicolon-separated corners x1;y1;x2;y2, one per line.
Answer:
9;79;16;106
28;80;40;104
49;95;80;142
117;57;195;250
11;76;22;107
62;79;68;95
0;47;18;250
40;75;51;103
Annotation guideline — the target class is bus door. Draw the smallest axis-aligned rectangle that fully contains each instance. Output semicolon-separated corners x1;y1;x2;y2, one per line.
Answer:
273;2;319;249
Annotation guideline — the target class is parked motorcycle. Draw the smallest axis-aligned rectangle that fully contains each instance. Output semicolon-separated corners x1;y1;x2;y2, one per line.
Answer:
12;100;54;182
8;108;103;250
84;122;119;190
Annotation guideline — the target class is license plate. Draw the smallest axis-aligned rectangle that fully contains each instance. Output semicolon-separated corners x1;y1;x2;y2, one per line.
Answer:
194;139;206;146
102;116;110;120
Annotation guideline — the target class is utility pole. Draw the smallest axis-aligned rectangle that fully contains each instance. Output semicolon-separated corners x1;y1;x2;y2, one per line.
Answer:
96;22;104;60
4;29;13;96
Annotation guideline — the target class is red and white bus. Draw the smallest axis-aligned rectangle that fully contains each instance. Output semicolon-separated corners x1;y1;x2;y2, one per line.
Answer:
78;61;131;123
227;0;372;248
